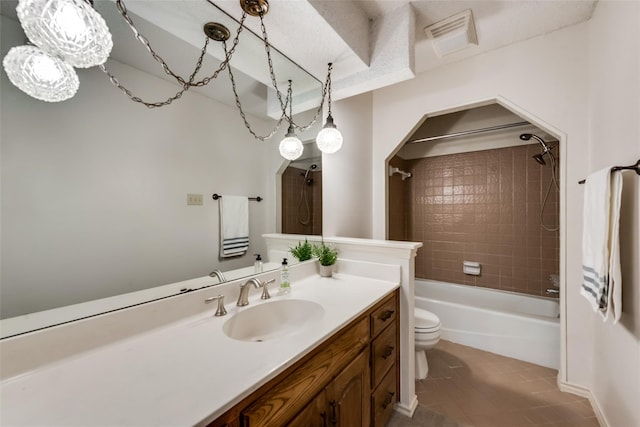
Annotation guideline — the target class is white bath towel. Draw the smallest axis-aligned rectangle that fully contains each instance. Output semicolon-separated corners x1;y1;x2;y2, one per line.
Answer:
580;167;623;322
219;195;249;258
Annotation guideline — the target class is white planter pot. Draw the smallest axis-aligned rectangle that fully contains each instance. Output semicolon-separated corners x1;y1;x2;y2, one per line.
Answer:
319;264;334;277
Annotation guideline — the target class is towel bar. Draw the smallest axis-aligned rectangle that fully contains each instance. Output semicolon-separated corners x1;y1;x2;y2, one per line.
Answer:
578;159;640;184
212;193;262;202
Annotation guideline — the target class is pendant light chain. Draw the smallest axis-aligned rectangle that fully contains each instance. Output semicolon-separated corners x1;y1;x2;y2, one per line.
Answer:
95;0;335;137
258;13;289;121
114;0;191;86
327;62;333;115
99;37;208;108
99;0;246;108
288;80;293;120
254;13;331;133
288;63;331;132
226;40;290;141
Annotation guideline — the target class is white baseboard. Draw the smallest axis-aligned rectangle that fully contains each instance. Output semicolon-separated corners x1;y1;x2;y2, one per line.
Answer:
394;394;418;418
558;380;608;427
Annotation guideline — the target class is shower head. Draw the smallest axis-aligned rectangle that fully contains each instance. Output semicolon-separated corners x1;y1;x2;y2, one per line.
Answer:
533;153;547;165
303;163;318;180
520;133;552;166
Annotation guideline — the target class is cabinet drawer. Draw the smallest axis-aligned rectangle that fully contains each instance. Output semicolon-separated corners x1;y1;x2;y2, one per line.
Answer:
371;319;397;388
370;294;397;338
371;368;397;427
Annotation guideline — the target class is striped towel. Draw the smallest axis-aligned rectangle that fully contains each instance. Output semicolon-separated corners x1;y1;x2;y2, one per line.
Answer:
580;167;623;322
219;195;249;258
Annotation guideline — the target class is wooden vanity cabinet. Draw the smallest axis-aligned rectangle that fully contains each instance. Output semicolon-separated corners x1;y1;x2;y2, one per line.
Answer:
208;290;398;427
287;389;327;427
288;350;369;427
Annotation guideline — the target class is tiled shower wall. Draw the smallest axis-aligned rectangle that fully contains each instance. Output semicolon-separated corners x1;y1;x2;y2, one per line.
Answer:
389;145;559;297
281;167;322;235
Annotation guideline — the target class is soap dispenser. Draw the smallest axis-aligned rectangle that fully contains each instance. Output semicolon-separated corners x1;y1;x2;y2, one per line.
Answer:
279;258;291;294
254;254;263;273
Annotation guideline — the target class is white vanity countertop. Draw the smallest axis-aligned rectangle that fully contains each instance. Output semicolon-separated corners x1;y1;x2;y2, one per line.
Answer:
1;274;398;426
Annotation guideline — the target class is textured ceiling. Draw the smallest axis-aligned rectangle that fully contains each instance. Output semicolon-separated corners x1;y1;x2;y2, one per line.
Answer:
1;0;597;115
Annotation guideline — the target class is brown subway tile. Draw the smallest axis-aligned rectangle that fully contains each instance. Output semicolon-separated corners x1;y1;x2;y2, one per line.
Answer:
396;147;559;298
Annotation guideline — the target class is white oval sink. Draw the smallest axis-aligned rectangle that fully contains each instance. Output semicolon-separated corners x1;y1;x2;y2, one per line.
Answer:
223;299;324;342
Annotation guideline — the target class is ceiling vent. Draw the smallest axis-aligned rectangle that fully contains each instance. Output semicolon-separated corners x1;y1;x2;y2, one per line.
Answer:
424;10;478;57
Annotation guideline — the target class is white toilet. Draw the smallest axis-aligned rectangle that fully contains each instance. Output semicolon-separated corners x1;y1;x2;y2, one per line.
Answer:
414;307;442;379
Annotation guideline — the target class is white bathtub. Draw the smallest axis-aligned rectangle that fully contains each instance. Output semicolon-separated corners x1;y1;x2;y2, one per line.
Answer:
414;279;560;369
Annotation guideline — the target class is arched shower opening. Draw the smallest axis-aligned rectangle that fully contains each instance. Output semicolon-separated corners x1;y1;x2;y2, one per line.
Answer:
387;101;566;371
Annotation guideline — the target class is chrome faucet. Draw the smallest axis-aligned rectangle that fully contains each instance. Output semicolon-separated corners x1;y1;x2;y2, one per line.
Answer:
237;278;261;306
236;278;276;306
209;269;226;282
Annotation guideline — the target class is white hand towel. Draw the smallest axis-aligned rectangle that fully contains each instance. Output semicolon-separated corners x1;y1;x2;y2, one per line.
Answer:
580;167;623;322
219;195;249;258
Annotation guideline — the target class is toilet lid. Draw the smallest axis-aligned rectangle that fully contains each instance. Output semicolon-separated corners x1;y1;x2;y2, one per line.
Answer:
415;308;441;330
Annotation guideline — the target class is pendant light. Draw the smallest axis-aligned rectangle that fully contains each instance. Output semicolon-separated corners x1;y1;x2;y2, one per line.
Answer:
16;0;112;68
2;45;79;102
279;81;304;160
279;124;304;161
315;63;343;154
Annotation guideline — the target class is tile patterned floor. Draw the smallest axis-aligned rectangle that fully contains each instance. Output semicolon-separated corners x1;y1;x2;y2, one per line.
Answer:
416;340;600;427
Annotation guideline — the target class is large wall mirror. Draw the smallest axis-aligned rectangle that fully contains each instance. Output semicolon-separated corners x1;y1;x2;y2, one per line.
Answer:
0;0;322;338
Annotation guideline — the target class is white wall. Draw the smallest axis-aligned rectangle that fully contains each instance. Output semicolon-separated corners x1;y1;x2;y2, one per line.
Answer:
323;91;373;238
1;16;280;317
587;2;640;426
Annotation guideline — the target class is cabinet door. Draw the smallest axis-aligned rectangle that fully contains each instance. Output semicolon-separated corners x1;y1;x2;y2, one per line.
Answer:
288;389;327;427
327;350;370;427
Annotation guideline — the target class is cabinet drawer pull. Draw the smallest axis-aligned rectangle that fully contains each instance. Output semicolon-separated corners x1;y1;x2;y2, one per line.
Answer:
382;345;394;359
382;391;396;409
379;310;394;321
321;412;327;427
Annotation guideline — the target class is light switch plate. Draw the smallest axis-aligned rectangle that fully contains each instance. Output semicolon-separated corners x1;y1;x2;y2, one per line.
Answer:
187;194;203;206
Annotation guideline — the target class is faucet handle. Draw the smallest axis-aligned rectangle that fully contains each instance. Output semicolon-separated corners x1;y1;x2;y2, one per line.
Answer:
205;294;227;316
260;278;276;300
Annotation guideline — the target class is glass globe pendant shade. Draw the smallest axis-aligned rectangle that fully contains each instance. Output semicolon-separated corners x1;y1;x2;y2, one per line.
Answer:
3;45;79;102
316;115;343;154
17;0;113;68
279;125;304;160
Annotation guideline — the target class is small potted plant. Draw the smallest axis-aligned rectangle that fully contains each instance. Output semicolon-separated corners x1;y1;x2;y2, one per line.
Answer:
290;239;313;262
313;242;338;277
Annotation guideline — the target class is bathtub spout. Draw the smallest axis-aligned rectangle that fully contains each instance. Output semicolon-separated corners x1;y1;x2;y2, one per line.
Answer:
545;288;559;295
